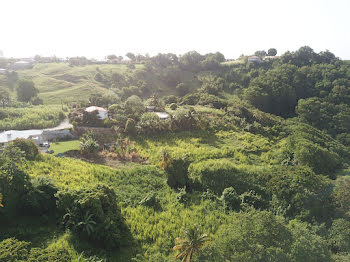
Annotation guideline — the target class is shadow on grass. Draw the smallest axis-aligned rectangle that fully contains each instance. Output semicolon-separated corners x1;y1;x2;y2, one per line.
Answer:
0;215;60;248
67;223;140;262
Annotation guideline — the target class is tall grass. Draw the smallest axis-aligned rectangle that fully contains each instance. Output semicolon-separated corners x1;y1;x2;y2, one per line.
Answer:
0;105;65;130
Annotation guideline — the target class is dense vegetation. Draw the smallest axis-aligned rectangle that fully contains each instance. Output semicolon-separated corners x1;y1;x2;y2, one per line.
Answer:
0;105;65;130
1;46;350;261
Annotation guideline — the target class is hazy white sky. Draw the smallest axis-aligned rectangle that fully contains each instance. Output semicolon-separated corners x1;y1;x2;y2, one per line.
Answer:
1;0;350;59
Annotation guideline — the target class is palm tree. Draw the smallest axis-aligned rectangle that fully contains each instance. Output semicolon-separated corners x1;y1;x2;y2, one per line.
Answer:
76;211;96;236
173;227;209;262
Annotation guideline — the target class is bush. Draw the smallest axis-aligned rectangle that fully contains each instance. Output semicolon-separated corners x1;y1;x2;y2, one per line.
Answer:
169;103;177;110
181;93;200;105
188;159;254;195
10;138;40;160
176;187;189;204
139;191;159;208
328;219;350;253
30;96;43;105
198;94;228;109
0;146;32;218
57;184;125;249
22;176;58;216
124;118;136;135
0;238;30;262
293;139;341;178
79;132;99;155
163;157;190;189
162;95;178;104
94;72;103;82
28;247;71;262
240;190;266;210
221;187;240;211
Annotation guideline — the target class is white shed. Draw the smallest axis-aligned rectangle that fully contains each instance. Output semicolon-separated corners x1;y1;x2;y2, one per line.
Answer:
155;112;170;120
248;56;262;63
85;106;108;120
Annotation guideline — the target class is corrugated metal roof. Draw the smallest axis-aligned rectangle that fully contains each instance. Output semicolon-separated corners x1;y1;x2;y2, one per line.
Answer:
0;130;43;143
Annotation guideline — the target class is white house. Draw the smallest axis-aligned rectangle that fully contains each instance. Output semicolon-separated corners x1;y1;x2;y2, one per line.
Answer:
0;69;6;74
85;106;108;120
248;56;262;63
155;112;170;120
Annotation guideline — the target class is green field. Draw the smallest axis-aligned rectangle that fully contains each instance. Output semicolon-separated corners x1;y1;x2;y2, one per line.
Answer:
49;140;80;154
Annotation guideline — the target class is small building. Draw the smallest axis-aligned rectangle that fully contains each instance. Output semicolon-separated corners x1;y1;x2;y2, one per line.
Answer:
155;112;170;120
85;106;108;120
146;106;156;112
0;129;43;145
12;61;33;70
263;56;280;61
248;56;262;63
0;69;6;74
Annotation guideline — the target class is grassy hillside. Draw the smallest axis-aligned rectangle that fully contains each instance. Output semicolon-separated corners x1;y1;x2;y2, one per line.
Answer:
16;63;200;105
17;63;142;104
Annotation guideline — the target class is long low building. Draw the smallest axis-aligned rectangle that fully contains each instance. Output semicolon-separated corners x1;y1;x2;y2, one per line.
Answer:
0;129;74;146
0;129;43;145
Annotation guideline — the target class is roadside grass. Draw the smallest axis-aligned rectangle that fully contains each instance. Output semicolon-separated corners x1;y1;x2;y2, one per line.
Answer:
49;140;80;154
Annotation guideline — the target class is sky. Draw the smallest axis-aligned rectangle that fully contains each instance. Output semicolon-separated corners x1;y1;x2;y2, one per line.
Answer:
1;0;350;59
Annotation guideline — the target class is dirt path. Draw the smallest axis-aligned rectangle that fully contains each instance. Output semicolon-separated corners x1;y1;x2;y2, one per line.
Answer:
44;118;73;131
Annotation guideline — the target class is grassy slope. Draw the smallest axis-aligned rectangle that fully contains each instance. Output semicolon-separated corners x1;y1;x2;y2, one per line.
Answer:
17;63;142;105
16;63;201;105
23;153;229;261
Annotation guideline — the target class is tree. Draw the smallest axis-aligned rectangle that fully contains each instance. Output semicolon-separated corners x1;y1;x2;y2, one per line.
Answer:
57;184;125;249
254;50;267;57
221;187;241;211
124;95;145;119
76;211;96;236
0;145;31;218
79;132;99;155
124;118;136;135
0;87;10;107
10;138;40;161
16;80;38;102
126;52;136;61
107;54;117;60
268;48;277;56
328;219;350;253
173;226;209;262
176;83;189;97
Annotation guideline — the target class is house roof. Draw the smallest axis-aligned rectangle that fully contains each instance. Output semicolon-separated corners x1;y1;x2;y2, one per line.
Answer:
0;129;43;143
155;112;170;119
15;61;31;64
85;106;108;112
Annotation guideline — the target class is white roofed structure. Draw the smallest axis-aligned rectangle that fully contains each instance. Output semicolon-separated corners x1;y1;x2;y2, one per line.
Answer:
0;130;43;144
85;106;108;120
155;112;170;120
